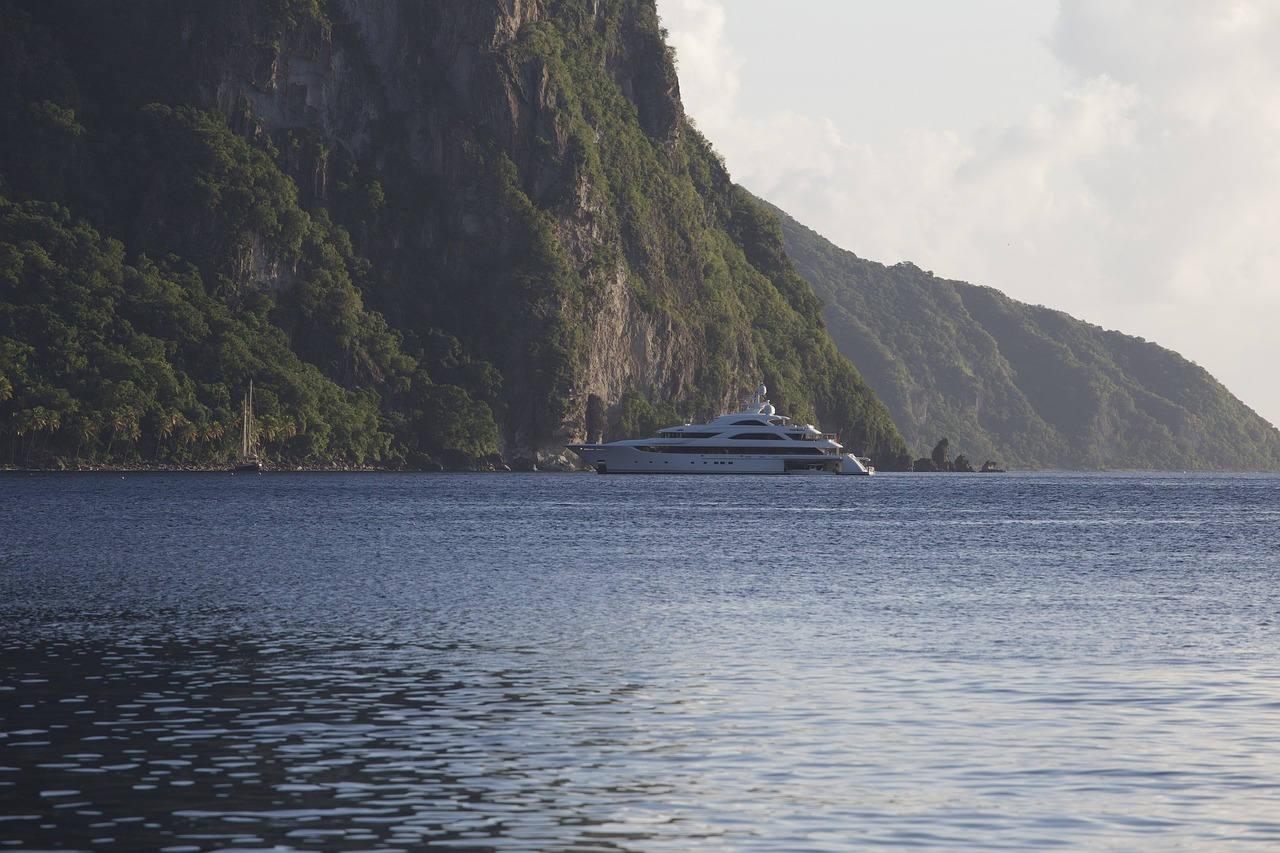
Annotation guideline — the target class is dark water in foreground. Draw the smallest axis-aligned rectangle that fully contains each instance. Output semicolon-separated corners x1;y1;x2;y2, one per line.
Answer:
1;471;1279;852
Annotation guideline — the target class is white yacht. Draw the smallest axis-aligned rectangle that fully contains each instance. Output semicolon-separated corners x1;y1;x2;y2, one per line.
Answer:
566;384;874;475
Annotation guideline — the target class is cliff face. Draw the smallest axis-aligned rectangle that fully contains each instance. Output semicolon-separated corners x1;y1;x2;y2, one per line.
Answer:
149;0;805;457
2;0;904;468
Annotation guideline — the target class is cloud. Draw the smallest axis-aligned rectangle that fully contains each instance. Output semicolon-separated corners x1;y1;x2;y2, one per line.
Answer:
657;0;740;126
656;0;1280;426
1047;1;1280;305
1052;0;1280;128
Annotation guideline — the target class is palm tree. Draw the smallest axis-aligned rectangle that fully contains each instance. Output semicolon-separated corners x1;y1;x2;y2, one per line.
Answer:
109;407;141;459
155;411;185;457
73;413;101;464
12;409;37;462
179;422;199;459
35;407;61;459
199;423;225;460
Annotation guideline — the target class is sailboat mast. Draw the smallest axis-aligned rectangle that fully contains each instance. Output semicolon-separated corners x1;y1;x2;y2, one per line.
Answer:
242;381;253;459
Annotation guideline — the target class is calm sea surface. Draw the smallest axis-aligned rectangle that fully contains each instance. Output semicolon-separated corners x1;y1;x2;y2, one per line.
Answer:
1;471;1279;852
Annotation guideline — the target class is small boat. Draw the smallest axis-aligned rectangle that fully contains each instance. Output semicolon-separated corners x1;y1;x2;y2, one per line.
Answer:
233;381;263;472
566;383;874;475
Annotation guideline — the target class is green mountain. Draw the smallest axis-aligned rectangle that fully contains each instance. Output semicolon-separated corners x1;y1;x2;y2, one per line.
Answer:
0;0;904;470
771;202;1280;470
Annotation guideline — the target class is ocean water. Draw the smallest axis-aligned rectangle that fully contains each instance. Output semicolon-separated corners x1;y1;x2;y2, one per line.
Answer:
1;471;1279;852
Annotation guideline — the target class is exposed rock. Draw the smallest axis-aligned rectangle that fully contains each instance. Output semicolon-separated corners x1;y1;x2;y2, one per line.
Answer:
8;0;906;468
178;0;713;460
931;437;951;471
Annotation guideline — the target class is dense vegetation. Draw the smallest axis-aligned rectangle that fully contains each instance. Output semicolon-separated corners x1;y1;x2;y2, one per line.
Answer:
0;0;502;468
7;0;1271;472
0;0;905;469
772;202;1280;470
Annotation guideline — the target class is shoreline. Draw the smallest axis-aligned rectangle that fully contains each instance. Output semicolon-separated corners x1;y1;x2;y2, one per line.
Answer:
0;461;558;474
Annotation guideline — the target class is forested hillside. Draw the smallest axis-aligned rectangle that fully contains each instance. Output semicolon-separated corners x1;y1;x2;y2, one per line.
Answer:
772;203;1280;470
0;0;905;470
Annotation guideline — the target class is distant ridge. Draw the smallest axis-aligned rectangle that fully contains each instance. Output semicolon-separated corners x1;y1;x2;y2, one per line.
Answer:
766;200;1280;471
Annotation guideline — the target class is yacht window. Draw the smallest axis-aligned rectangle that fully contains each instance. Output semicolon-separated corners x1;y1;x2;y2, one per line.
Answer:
730;432;784;440
659;431;720;439
732;419;767;425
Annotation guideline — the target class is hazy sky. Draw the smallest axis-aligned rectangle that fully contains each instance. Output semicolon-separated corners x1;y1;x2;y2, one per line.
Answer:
655;0;1280;430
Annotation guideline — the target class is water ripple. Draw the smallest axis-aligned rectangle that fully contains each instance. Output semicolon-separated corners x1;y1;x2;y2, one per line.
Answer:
2;472;1280;850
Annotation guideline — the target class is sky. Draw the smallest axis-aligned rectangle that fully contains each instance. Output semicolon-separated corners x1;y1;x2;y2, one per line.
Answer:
654;0;1280;429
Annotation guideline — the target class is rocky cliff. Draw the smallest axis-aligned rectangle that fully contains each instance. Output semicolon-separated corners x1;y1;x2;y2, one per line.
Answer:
1;0;904;468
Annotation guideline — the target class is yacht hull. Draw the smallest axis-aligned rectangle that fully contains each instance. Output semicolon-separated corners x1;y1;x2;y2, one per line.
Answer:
564;383;872;476
565;445;870;475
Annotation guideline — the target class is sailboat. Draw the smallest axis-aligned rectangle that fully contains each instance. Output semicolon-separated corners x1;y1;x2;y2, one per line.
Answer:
234;380;263;472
